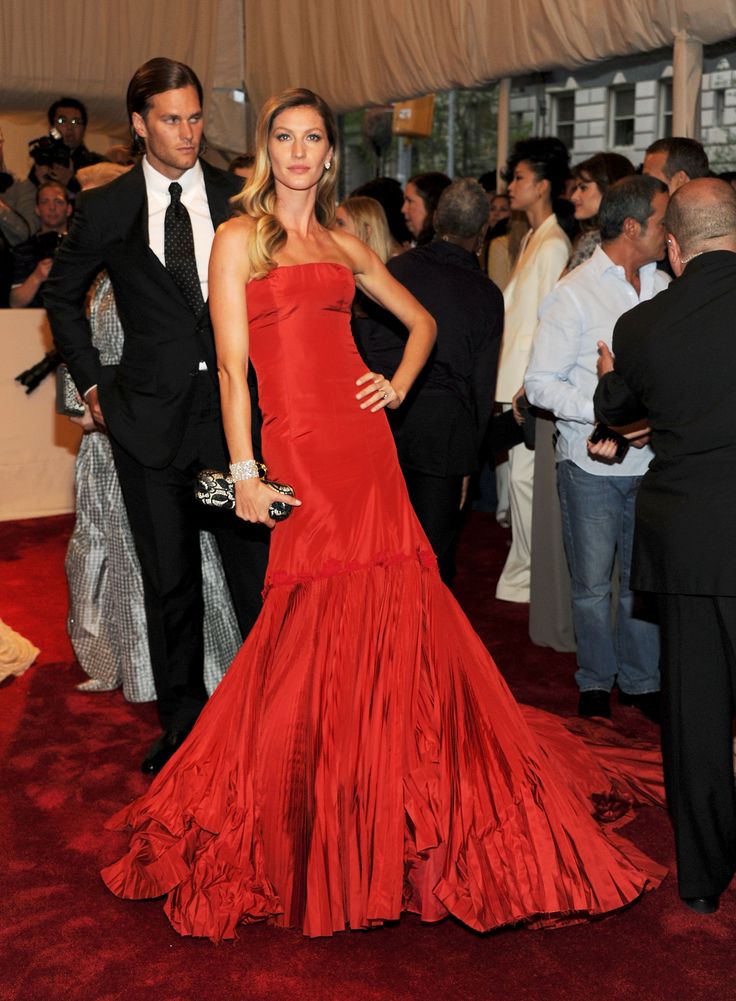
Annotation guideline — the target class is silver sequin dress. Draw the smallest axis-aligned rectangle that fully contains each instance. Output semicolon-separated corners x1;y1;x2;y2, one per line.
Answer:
65;274;240;701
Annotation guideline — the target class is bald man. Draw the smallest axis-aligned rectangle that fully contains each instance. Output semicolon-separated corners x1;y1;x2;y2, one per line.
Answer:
592;178;736;915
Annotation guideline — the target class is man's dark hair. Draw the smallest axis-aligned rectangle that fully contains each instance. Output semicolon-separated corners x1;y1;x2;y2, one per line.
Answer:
477;170;497;192
504;136;570;202
48;97;88;128
228;153;255;173
599;174;667;241
126;57;203;127
646;137;709;181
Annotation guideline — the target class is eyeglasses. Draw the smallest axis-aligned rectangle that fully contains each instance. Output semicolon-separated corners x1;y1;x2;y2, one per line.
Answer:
55;116;84;127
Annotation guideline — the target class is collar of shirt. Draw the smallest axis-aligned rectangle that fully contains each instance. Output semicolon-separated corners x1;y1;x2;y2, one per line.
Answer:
591;243;659;300
142;156;214;300
142;156;204;202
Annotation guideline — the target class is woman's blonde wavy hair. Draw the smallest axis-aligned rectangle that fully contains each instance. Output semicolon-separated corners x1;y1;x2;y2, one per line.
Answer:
236;87;339;278
339;196;393;263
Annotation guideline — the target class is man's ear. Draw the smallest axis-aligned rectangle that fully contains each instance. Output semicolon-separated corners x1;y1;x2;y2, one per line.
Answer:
669;170;689;194
622;216;640;240
131;111;147;142
667;232;686;276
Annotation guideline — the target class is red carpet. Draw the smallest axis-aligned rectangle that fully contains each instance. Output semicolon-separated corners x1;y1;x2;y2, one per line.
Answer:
1;513;733;1001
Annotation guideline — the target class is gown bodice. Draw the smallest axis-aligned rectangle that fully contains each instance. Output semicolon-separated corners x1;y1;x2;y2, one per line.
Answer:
246;262;428;590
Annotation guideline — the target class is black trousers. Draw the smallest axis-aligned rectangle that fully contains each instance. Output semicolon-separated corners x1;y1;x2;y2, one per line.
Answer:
401;467;463;585
110;373;269;732
657;593;736;898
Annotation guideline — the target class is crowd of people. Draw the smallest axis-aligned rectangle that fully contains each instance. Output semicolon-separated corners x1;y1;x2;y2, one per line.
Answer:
4;56;735;933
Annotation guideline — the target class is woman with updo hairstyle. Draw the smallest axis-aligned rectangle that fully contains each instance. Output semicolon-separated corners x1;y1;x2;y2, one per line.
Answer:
336;195;393;263
567;152;635;271
102;92;667;943
494;136;571;605
402;170;451;245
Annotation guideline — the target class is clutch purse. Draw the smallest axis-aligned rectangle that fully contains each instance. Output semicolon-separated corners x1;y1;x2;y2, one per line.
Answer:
195;464;295;522
55;364;85;417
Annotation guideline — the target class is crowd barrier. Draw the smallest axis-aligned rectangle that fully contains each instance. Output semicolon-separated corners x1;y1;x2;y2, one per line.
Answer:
0;309;80;521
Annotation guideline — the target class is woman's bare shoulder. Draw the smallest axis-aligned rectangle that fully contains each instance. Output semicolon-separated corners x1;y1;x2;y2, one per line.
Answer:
216;213;257;244
329;226;373;274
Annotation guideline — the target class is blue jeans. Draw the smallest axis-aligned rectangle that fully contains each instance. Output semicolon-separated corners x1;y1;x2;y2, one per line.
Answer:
557;460;660;695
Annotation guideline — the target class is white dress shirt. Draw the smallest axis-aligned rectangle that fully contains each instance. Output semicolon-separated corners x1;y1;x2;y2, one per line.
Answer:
525;244;670;477
142;156;214;302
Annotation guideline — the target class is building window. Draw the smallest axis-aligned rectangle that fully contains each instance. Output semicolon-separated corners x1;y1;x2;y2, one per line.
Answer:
609;86;635;146
552;91;575;150
658;81;672;138
714;89;727;127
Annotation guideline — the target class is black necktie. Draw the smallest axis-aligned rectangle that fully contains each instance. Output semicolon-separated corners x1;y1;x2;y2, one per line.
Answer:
164;181;205;315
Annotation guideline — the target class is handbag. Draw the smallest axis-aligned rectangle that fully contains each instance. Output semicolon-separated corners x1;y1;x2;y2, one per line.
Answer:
55;363;85;417
195;464;295;522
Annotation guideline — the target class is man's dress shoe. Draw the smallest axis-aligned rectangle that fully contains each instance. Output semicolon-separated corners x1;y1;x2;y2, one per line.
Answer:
618;690;661;724
141;729;191;775
577;690;611;719
682;895;720;915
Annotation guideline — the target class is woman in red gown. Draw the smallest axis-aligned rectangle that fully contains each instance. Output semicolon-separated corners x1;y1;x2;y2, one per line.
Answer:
102;88;666;941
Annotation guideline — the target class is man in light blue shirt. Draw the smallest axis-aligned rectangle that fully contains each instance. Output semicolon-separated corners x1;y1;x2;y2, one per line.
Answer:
525;175;670;721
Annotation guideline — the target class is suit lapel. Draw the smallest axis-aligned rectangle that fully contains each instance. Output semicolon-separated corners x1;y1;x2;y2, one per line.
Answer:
202;160;236;230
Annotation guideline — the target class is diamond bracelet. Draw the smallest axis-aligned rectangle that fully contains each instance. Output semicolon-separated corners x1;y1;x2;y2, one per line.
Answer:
229;459;260;481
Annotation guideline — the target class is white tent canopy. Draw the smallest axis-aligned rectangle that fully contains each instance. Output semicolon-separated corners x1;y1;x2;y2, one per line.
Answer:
243;0;736;111
1;1;735;153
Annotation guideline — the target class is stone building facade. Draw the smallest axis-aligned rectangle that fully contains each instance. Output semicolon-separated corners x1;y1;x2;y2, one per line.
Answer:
509;41;736;171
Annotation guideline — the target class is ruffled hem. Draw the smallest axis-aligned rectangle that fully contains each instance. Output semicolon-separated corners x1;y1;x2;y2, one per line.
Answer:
102;555;666;941
264;546;437;594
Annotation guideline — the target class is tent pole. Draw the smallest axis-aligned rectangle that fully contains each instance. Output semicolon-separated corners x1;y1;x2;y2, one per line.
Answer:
447;88;456;176
496;77;510;191
672;30;703;139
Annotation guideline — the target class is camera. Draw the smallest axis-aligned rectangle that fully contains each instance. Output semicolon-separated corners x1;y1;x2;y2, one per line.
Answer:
28;129;71;168
33;230;65;263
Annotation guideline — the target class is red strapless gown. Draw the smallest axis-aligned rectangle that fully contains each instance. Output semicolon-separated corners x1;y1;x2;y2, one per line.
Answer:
102;263;666;940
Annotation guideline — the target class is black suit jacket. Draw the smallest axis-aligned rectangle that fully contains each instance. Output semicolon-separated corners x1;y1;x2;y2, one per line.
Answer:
594;250;736;596
354;240;503;476
45;160;243;468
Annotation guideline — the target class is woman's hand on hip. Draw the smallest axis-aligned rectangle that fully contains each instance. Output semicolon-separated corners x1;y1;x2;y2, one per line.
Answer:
356;371;403;412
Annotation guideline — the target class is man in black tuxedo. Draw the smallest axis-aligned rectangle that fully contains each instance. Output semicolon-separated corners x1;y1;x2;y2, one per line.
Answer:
45;58;268;774
592;177;736;915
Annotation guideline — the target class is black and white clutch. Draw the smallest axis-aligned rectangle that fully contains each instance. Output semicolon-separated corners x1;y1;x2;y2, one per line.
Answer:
55;364;85;417
195;465;295;522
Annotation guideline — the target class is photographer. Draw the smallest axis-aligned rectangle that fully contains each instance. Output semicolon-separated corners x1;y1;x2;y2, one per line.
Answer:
47;97;106;187
10;181;70;308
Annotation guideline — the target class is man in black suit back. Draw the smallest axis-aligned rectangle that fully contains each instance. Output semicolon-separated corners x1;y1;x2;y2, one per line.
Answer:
592;177;736;915
45;58;268;774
